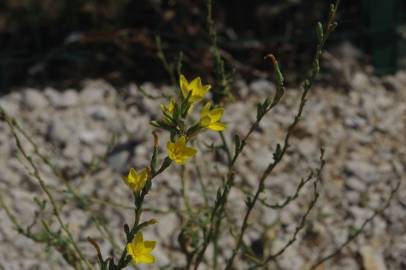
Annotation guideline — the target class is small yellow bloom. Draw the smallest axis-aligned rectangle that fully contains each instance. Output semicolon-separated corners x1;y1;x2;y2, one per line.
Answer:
167;136;197;164
123;168;148;192
180;74;211;103
160;98;176;122
200;102;226;131
160;98;176;115
127;232;156;264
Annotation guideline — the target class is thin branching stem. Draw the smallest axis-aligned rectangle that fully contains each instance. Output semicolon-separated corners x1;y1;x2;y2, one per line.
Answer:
1;107;124;258
193;159;209;207
219;131;232;164
207;0;229;104
181;165;192;213
193;62;282;270
259;171;314;209
247;150;325;269
111;157;172;269
156;35;177;87
1;109;95;270
308;174;401;270
224;1;340;268
194;1;340;267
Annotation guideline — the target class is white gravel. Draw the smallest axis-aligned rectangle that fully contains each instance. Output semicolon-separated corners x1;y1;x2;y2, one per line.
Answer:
0;49;405;270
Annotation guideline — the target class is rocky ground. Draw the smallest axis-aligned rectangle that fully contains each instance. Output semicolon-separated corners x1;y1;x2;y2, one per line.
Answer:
0;44;405;270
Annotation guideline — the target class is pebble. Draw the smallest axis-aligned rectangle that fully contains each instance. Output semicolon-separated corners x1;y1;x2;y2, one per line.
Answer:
0;59;405;270
22;88;49;109
56;89;79;108
345;176;367;192
107;150;130;172
344;160;379;183
85;105;111;121
361;246;387;270
47;117;72;144
249;79;275;96
80;80;111;103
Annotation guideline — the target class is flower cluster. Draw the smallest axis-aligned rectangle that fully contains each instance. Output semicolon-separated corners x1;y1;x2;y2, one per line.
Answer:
154;74;226;164
122;74;226;265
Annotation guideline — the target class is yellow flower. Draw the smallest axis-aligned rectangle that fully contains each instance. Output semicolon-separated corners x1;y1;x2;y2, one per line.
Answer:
160;98;176;122
167;136;197;164
200;102;226;131
123;168;148;192
127;232;156;264
160;98;176;115
180;74;211;103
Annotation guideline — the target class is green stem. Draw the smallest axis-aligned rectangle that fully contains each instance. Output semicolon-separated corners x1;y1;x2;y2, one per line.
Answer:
193;159;209;207
3;116;95;270
181;165;192;213
219;131;232;164
224;2;340;268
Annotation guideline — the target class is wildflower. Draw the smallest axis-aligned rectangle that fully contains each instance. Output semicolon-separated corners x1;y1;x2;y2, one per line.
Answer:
123;168;148;192
200;102;226;131
167;136;197;164
160;98;176;114
127;232;156;264
180;74;211;103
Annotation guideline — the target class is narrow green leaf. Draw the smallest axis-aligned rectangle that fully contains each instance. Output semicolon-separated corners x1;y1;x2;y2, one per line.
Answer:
273;143;282;161
262;97;271;111
256;103;263;121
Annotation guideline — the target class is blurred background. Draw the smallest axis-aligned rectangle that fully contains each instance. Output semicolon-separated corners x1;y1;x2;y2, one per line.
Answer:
0;0;405;91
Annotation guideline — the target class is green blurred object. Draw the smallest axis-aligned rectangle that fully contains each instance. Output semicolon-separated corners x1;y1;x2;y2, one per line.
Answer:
365;0;397;74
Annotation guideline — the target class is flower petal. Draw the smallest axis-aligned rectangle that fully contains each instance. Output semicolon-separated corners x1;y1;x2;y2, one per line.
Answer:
129;168;138;179
167;143;176;161
167;141;176;153
139;168;148;182
189;77;202;90
127;243;135;257
176;136;187;146
144;240;156;250
200;116;211;127
199;85;211;96
168;99;176;113
136;254;156;264
183;146;197;157
209;108;224;122
200;102;211;118
175;158;186;165
134;232;143;244
208;122;226;131
180;74;190;98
